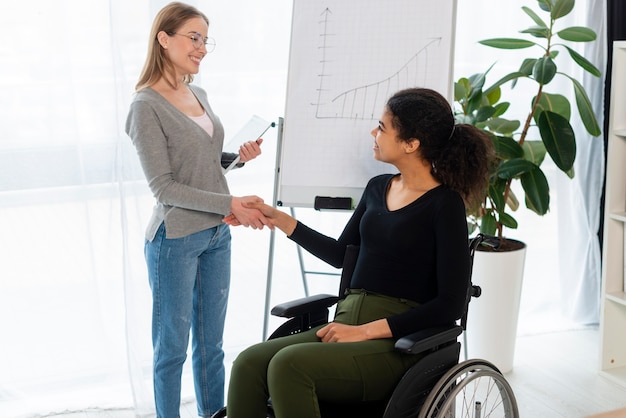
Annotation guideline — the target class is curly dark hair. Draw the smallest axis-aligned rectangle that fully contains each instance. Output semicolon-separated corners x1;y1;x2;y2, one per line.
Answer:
386;88;494;212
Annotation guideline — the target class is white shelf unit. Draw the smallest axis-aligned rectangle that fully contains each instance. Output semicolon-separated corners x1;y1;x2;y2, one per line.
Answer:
600;41;626;387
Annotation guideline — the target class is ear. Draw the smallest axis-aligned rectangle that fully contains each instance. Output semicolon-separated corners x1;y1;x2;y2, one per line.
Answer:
156;31;170;49
405;138;420;154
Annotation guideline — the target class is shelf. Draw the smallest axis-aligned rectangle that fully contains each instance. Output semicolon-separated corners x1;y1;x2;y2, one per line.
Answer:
606;291;626;307
600;41;626;387
600;367;626;389
609;212;626;222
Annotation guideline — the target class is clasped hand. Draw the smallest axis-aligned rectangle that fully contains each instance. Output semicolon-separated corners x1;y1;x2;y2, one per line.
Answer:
223;139;268;229
228;196;272;230
224;201;298;235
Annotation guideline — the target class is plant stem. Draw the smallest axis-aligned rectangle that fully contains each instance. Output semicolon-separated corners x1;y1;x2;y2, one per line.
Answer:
498;13;551;239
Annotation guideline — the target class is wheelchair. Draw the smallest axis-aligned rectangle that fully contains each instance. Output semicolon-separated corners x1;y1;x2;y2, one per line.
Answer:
212;234;519;418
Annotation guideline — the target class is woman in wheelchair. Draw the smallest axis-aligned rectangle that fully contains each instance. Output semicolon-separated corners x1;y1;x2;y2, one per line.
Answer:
223;87;494;418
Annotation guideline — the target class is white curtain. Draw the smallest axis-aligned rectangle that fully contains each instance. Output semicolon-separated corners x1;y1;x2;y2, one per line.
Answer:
0;0;604;416
0;0;144;415
0;0;292;416
555;0;606;324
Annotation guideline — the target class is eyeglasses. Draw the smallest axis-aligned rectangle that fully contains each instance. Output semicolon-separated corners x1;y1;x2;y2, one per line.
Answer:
171;32;216;52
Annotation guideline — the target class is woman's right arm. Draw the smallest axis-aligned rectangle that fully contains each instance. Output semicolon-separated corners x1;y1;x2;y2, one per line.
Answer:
126;100;269;228
235;200;364;268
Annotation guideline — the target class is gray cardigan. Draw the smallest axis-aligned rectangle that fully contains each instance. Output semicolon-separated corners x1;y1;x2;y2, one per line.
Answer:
126;85;232;240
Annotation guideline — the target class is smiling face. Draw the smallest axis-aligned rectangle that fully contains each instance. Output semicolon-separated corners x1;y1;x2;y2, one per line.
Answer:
158;16;209;79
371;109;405;164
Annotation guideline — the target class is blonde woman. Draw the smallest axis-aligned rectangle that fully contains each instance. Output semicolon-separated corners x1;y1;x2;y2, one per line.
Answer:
126;2;269;416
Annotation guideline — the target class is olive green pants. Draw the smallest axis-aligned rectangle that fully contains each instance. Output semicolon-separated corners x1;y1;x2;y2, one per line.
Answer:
227;290;422;418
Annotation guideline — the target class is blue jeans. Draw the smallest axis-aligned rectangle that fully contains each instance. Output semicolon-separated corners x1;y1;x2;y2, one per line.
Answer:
146;222;231;418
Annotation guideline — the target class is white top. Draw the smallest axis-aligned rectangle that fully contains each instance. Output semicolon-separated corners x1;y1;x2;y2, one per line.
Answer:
189;111;214;137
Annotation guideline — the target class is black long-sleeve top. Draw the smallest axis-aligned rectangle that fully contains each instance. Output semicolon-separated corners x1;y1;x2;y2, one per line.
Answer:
288;174;470;339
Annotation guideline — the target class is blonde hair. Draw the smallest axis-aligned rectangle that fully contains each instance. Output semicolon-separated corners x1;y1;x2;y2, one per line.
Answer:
135;2;209;91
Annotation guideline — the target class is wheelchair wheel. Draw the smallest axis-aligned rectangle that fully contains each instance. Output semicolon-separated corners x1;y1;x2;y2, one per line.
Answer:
417;359;519;418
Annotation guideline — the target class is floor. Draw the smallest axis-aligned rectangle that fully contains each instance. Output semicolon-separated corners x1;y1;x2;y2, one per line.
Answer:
507;328;626;417
40;328;626;418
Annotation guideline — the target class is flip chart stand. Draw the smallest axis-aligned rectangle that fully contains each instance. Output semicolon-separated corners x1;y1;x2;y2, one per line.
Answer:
262;118;352;340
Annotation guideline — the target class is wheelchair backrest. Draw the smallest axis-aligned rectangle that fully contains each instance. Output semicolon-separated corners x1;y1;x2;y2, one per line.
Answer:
337;244;359;299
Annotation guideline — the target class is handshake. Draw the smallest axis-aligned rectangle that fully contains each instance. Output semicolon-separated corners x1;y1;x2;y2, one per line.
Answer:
224;196;297;236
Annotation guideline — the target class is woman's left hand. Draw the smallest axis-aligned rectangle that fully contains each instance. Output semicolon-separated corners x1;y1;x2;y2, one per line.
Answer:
316;319;392;343
316;323;366;342
239;138;263;163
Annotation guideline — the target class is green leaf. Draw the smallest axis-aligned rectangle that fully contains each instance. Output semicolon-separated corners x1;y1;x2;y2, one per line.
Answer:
480;212;498;236
563;46;602;77
479;38;536;49
485;118;521;135
454;81;468;102
488;180;507;213
523;140;547;166
458;77;471;88
492;102;510;117
498;212;519;229
512;59;537;88
498;158;536;179
552;0;575;19
533;56;557;84
522;6;548;28
567;76;602;136
537;111;576;172
521;166;550;215
468;72;487;96
466;90;485;114
522;26;550;39
535;92;571;123
557;26;597;42
537;1;551;13
475;106;497;123
494;135;525;159
485;86;502;105
519;58;537;76
485;72;528;95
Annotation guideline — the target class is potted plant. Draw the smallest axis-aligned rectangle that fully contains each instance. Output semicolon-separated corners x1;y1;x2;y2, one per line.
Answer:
454;0;601;372
456;0;601;242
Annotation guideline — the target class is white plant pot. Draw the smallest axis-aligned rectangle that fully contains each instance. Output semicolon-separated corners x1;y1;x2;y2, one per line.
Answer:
465;240;527;373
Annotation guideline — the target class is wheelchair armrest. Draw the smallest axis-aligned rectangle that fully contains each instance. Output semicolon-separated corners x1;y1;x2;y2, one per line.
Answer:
394;325;463;354
271;294;339;318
